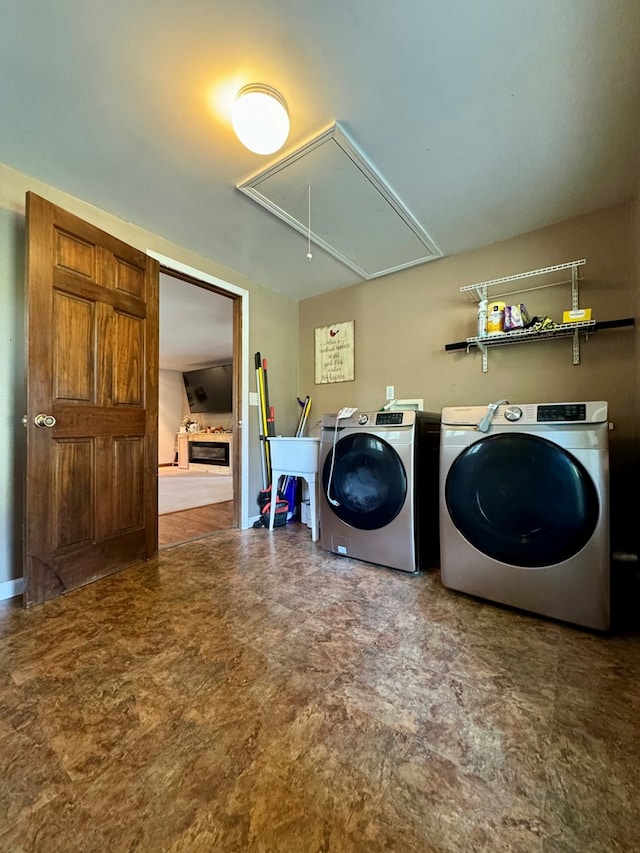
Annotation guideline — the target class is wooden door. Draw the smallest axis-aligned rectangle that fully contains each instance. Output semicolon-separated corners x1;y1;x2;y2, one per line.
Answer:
24;192;159;607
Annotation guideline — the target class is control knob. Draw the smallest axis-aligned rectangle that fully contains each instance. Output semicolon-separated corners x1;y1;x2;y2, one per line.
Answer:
358;414;369;425
504;406;523;422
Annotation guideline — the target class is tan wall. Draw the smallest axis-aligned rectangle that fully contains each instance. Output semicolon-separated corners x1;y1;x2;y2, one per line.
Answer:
158;371;185;465
299;203;637;552
0;163;300;588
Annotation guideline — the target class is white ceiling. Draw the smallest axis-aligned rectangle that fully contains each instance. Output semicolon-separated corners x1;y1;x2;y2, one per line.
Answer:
2;0;640;312
159;274;233;371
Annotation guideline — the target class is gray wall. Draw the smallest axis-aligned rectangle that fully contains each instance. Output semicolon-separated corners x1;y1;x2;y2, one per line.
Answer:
0;206;26;598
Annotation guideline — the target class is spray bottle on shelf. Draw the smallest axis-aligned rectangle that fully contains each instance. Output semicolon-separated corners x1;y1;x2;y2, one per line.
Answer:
477;300;488;338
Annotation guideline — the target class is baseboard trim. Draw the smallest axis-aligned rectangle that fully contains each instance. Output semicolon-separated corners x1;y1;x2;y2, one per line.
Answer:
0;577;25;601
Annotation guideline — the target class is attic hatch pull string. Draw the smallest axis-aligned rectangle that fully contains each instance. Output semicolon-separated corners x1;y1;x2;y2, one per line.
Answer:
307;184;313;262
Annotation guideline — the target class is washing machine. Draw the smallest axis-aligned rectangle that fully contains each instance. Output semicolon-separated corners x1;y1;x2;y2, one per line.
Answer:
319;410;440;573
439;401;610;630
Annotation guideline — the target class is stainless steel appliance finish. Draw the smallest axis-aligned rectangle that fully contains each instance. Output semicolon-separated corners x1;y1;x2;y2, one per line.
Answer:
439;401;610;630
319;410;440;573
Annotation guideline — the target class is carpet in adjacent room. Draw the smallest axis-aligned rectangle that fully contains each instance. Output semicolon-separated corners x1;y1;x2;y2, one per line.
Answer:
158;471;233;514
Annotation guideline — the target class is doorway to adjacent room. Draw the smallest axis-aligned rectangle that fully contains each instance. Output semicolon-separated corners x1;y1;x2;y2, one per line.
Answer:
155;258;247;548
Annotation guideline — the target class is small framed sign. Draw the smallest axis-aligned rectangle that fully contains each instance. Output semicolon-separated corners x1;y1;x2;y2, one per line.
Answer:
314;320;355;384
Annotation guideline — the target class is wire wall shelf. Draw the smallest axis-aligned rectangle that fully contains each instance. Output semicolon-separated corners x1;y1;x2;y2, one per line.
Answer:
445;258;634;372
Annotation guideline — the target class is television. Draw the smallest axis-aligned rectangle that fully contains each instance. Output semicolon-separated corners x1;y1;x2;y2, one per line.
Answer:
182;363;233;414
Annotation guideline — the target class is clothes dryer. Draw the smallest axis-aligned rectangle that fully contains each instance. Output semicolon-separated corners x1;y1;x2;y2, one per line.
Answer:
439;401;610;630
319;410;440;573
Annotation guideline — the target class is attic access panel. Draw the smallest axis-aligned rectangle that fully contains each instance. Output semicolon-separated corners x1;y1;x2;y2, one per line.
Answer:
236;122;442;280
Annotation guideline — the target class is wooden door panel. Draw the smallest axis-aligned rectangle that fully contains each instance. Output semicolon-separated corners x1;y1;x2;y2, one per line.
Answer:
53;406;146;436
53;266;146;313
113;311;144;405
114;257;146;298
53;292;95;401
113;437;145;532
55;229;96;278
53;439;94;550
25;192;159;607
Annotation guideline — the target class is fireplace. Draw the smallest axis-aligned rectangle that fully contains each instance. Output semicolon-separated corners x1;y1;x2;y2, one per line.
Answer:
188;440;230;467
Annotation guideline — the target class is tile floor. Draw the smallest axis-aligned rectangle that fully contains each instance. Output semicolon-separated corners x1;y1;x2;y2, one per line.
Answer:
1;524;639;852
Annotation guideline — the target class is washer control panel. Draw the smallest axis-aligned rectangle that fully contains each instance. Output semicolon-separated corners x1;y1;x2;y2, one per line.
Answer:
375;411;404;425
442;401;607;427
537;403;586;422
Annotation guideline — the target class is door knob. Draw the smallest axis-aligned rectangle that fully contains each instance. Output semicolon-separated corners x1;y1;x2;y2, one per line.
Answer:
34;414;56;428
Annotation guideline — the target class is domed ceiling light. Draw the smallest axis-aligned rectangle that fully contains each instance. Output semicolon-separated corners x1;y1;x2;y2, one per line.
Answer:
232;84;290;155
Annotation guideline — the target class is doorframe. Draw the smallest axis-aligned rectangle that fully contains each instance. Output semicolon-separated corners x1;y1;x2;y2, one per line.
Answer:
148;251;251;530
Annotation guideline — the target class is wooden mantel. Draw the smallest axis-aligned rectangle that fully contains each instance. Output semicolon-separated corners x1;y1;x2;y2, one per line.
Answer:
186;432;232;442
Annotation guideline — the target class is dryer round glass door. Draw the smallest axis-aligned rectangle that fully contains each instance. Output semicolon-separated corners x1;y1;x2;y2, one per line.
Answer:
445;433;600;567
322;433;407;530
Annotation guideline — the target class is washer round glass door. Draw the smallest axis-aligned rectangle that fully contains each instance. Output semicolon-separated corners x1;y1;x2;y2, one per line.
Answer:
445;433;600;567
322;433;407;530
